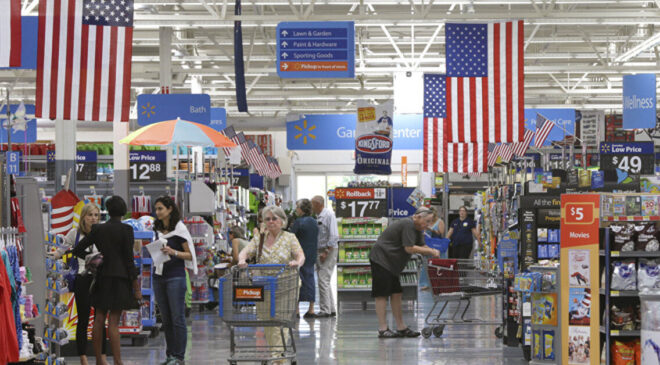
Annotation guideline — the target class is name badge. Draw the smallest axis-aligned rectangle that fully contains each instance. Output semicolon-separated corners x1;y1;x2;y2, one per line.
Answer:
463;222;468;227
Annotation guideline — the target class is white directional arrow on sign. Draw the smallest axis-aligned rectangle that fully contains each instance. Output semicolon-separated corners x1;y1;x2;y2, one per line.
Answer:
281;41;288;48
281;52;288;59
282;63;289;70
281;30;288;37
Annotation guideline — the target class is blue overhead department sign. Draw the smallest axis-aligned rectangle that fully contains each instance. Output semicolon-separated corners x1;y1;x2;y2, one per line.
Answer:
623;74;657;129
287;114;423;150
276;21;355;79
524;108;575;146
209;108;227;131
137;94;211;126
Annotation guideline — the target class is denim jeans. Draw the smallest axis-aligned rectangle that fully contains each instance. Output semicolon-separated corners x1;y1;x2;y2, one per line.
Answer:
153;275;187;360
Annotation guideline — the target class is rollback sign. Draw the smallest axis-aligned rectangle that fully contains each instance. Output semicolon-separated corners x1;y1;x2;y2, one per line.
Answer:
353;100;394;175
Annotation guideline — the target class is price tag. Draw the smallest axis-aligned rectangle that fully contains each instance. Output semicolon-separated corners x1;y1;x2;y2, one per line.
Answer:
611;330;620;335
611;291;620;296
221;168;250;189
129;151;166;182
334;188;388;218
563;202;597;225
76;151;98;181
612;251;620;257
600;142;654;175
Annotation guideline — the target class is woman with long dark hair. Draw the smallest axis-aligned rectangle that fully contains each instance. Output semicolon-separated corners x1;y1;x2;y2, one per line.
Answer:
72;196;139;365
151;196;197;365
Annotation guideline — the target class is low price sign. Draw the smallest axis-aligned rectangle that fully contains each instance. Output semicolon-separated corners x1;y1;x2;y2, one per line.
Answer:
129;151;166;181
599;142;654;175
334;187;387;218
76;151;97;181
222;168;249;189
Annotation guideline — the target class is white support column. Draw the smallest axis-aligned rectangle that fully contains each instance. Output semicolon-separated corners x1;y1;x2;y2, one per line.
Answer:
113;120;130;202
54;120;76;192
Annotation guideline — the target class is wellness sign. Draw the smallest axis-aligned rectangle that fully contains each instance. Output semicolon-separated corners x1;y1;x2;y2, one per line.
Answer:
286;114;423;150
623;74;656;129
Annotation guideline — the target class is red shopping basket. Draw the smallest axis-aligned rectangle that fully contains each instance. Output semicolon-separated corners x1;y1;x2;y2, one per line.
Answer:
428;259;460;295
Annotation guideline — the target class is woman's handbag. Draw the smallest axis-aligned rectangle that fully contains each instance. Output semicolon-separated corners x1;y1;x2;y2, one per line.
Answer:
85;252;104;294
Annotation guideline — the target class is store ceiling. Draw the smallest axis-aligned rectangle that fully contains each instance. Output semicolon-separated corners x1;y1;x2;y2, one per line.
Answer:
1;0;660;130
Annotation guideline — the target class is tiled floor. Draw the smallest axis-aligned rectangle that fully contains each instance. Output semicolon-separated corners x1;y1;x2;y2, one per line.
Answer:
64;291;528;364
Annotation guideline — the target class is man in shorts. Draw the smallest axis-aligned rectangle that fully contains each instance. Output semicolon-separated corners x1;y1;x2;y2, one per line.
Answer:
369;207;441;338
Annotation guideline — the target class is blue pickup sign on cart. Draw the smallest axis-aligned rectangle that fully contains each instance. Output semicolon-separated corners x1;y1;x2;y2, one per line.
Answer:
276;21;355;79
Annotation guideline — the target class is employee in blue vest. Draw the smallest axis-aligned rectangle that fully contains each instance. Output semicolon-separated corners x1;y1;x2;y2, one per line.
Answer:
446;206;480;259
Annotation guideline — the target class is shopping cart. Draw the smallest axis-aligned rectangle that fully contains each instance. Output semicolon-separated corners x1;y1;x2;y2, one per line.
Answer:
218;264;299;365
421;258;503;339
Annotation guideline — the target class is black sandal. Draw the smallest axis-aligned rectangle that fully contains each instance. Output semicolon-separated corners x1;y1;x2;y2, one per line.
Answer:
397;327;421;338
378;328;401;338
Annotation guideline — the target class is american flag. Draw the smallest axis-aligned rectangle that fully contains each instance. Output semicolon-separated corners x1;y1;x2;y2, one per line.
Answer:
500;143;514;163
236;132;251;163
513;129;534;156
534;113;555;147
487;143;500;167
220;126;239;158
247;139;266;175
0;0;21;67
423;73;488;173
445;21;524;143
254;144;271;177
267;156;281;179
36;0;134;122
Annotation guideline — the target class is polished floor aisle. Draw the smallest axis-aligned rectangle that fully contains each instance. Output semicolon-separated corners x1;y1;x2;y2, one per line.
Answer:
63;290;527;364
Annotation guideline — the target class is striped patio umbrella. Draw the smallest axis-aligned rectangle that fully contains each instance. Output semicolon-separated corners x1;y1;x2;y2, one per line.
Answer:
119;118;237;147
119;118;237;201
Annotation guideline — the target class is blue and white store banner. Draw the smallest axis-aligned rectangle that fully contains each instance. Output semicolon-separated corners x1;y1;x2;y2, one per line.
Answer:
524;108;575;146
353;100;394;175
287;113;423;150
623;74;656;129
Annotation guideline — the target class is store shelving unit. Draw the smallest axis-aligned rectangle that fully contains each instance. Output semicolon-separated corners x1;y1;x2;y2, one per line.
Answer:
43;234;69;365
528;265;561;365
135;231;157;331
335;217;419;310
599;194;660;365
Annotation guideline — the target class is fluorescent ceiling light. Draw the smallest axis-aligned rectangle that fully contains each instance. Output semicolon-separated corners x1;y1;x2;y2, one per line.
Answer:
614;32;660;62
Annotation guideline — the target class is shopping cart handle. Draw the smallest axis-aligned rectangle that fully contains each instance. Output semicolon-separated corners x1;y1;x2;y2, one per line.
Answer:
247;264;288;268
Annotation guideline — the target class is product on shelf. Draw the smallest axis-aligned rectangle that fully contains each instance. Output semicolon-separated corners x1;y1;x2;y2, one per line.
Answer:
611;224;636;252
638;259;660;291
611;260;637;291
337;266;372;288
610;304;640;331
634;223;659;252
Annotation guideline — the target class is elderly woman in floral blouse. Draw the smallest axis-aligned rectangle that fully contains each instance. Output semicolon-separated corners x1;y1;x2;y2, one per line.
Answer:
238;205;305;363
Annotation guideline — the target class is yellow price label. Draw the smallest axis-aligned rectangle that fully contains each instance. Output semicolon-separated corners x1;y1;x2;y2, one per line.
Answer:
357;107;376;122
611;291;620;296
611;330;620;335
612;251;620;257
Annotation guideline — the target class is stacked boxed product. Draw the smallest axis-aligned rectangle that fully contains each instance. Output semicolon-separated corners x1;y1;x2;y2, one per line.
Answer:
339;218;387;239
537;228;561;259
337;266;372;288
338;243;371;263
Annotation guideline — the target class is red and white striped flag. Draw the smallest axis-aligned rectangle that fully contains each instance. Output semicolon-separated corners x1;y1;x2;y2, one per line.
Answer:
0;0;21;67
445;21;524;143
36;0;134;122
513;129;534;156
500;144;514;163
487;143;501;167
423;74;488;173
534;113;555;147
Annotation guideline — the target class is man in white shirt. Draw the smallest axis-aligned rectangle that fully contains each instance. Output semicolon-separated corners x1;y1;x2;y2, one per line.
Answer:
312;195;339;317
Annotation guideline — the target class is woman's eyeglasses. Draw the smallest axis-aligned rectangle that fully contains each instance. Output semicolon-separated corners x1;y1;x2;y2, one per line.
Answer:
264;217;279;222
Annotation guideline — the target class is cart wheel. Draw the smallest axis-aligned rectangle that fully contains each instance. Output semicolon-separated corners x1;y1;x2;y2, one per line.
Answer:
495;326;503;339
432;325;444;338
421;327;432;338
